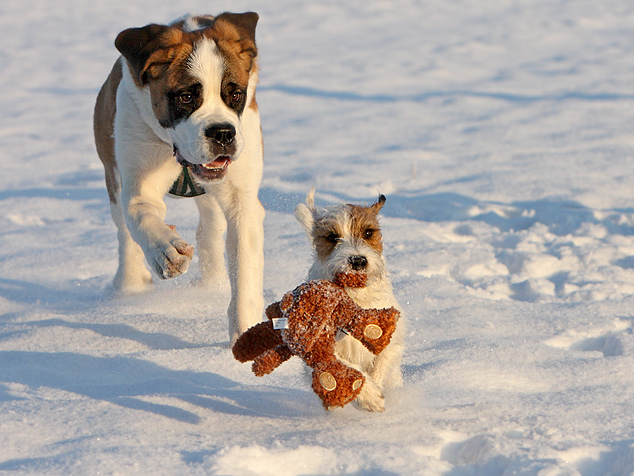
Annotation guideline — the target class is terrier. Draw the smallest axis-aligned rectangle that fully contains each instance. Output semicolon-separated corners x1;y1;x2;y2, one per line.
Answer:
294;190;405;412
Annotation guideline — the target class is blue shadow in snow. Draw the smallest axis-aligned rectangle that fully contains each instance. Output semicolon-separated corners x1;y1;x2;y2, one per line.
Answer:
0;279;219;351
261;84;634;104
260;188;634;237
0;278;100;308
0;187;107;202
384;194;634;237
384;193;599;236
0;351;313;425
259;187;308;215
0;168;107;202
23;317;208;351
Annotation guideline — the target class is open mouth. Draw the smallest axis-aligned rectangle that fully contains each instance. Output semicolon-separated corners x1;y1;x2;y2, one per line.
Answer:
173;147;231;181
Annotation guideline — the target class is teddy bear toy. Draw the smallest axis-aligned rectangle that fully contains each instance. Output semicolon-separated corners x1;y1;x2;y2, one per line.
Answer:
232;273;400;409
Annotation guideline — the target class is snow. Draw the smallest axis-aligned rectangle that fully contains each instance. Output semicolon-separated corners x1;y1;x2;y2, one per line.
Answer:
2;0;634;474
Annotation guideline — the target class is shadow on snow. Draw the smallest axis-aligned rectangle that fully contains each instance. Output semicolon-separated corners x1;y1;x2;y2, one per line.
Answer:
0;350;313;424
260;187;634;238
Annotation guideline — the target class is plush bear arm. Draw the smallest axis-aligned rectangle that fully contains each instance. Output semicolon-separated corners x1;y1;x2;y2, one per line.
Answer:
343;307;400;355
232;320;283;363
252;345;293;376
265;301;283;320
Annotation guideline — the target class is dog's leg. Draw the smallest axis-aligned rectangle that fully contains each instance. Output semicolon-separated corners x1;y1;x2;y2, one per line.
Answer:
95;65;152;294
194;194;229;288
217;188;265;343
355;375;386;412
370;344;404;391
95;122;152;293
354;321;405;412
352;348;405;412
110;194;153;293
368;322;405;389
334;331;405;412
117;146;194;280
332;337;384;412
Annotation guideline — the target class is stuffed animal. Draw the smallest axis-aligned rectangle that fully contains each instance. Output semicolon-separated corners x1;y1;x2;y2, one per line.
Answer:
232;274;400;409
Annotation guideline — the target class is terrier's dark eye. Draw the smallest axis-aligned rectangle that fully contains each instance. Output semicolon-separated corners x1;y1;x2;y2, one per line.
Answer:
363;229;374;239
326;232;340;243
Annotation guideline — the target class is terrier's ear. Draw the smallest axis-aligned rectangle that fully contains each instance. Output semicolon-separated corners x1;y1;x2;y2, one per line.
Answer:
294;204;315;237
294;189;317;237
305;187;316;210
371;194;386;213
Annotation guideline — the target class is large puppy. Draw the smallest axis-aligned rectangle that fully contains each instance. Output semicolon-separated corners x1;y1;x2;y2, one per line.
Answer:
295;191;405;412
93;13;264;342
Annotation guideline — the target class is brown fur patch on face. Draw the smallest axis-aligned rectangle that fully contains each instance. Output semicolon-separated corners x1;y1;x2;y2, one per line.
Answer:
313;214;346;263
115;13;259;127
205;13;259;113
349;204;383;254
146;43;197;126
115;25;192;86
312;196;385;263
143;36;193;82
208;14;258;72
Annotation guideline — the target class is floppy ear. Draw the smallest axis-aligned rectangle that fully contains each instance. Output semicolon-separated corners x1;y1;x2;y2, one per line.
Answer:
213;12;259;61
294;189;317;238
115;24;185;85
217;12;259;43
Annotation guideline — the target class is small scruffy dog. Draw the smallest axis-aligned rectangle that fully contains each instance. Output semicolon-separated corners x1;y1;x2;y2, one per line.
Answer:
295;190;405;412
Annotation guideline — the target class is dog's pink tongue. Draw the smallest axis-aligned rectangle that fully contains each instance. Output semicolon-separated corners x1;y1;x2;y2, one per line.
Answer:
206;157;230;168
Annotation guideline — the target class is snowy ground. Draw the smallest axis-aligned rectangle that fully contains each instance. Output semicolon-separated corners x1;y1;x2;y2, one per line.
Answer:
2;0;634;474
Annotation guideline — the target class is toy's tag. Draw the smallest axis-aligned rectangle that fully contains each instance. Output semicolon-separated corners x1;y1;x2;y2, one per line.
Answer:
272;318;289;330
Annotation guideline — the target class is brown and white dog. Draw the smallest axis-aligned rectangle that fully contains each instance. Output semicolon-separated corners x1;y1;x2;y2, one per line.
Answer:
93;13;264;342
295;190;405;411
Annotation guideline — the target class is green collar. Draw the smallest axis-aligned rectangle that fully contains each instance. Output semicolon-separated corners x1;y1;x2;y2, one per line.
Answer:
168;165;206;198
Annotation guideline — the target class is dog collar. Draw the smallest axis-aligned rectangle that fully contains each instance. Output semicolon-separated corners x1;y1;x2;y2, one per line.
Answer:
169;165;206;198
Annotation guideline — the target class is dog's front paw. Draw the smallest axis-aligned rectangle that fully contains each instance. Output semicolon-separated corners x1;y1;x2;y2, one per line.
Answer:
354;379;385;412
150;237;195;279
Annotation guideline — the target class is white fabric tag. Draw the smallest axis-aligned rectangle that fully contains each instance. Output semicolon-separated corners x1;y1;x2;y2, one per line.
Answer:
272;318;289;330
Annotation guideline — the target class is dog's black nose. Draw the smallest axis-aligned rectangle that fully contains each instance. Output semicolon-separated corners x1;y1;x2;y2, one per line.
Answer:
349;256;368;271
205;124;236;146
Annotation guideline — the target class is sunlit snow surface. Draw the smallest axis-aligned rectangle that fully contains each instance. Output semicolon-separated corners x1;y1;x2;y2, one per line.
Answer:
2;0;634;474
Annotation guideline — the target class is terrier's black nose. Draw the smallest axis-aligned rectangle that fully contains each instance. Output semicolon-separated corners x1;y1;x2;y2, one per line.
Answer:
349;256;368;271
205;123;236;146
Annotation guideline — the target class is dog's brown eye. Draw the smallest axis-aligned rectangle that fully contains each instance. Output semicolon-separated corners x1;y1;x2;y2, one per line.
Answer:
231;92;243;104
363;229;374;239
326;232;340;243
179;93;193;104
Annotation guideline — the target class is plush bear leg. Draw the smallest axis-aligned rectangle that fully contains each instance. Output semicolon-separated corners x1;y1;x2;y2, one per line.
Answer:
311;360;365;409
232;321;283;363
252;345;293;376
